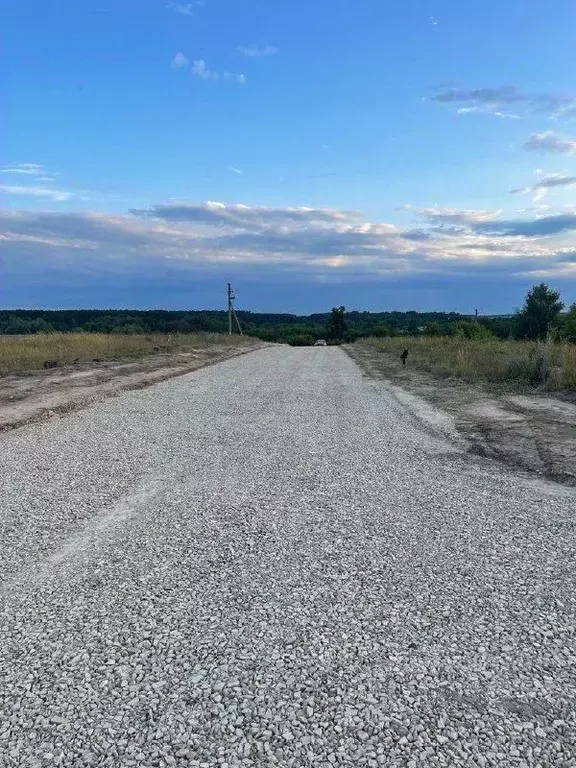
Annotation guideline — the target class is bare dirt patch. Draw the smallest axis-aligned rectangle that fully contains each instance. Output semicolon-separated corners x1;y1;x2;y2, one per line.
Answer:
0;343;264;432
346;343;576;486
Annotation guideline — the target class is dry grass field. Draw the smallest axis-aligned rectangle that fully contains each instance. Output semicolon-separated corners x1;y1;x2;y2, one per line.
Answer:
360;336;576;390
0;333;254;376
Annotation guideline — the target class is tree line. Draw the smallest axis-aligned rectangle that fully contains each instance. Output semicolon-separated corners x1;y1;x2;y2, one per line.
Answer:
0;307;471;343
1;284;574;345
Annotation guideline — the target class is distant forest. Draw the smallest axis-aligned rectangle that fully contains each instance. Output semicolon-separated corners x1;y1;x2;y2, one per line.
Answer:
0;308;516;345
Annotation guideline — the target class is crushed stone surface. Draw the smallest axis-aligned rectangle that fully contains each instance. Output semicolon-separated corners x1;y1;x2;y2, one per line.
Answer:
0;347;575;767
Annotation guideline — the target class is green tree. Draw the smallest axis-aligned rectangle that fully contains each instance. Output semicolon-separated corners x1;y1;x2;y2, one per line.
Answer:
326;306;347;341
516;283;564;341
286;332;315;346
425;321;449;337
557;303;576;343
0;315;55;334
371;323;395;338
450;321;495;340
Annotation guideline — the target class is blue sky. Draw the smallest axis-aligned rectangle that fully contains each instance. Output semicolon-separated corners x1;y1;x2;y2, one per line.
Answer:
3;0;576;313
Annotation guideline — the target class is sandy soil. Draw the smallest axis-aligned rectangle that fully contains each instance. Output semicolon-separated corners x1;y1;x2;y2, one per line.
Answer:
346;343;576;486
0;343;263;432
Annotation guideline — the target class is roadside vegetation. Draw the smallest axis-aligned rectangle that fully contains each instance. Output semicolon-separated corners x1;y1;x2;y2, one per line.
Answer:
359;285;576;391
359;336;576;390
0;332;254;376
2;283;576;377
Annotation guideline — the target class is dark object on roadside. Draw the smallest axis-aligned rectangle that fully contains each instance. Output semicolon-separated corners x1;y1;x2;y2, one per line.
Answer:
92;358;103;363
400;348;409;366
153;346;160;352
43;360;59;369
73;358;80;363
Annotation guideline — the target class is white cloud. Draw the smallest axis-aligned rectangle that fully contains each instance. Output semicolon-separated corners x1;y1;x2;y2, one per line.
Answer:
0;185;74;202
455;106;520;120
171;52;189;68
166;1;200;15
191;59;219;81
228;166;243;175
0;163;49;177
238;45;278;58
171;54;246;84
191;60;246;84
524;131;576;154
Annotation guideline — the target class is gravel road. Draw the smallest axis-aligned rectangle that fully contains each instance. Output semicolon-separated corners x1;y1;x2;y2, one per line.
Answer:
1;347;575;767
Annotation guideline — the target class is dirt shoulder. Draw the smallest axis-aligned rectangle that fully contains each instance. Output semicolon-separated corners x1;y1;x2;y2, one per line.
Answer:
346;343;576;487
0;342;265;433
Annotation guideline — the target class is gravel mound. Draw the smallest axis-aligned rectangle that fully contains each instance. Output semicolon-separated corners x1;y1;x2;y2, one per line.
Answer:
1;347;575;767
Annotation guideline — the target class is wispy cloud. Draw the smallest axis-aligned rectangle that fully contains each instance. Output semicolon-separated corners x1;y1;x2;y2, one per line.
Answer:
0;163;91;202
190;60;246;84
524;131;576;154
0;184;75;202
431;85;576;120
511;172;576;202
238;45;278;58
166;1;205;16
456;106;520;120
228;166;243;175
0;163;56;180
433;86;522;105
170;52;246;84
171;52;189;68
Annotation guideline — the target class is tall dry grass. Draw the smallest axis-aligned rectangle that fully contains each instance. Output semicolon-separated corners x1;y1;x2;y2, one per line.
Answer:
0;332;252;376
360;336;576;390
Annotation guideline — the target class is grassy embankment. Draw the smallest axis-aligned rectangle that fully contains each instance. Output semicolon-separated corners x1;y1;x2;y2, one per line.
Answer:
359;336;576;391
0;333;254;376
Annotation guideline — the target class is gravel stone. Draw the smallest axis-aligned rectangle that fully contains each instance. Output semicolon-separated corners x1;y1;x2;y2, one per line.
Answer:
0;347;575;767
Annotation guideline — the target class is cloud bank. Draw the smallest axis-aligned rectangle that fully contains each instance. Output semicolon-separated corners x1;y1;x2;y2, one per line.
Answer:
3;202;576;287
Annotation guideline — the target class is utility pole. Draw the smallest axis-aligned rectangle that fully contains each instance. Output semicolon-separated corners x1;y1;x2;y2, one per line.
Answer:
227;283;243;336
228;282;233;335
